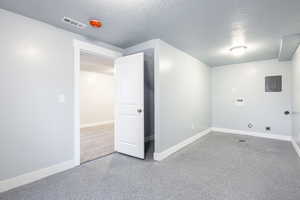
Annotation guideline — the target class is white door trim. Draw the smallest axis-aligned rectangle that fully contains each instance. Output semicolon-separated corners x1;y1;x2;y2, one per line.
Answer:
73;39;122;166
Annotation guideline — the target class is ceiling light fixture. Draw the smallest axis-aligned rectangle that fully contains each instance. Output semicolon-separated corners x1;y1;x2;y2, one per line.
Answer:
230;45;247;56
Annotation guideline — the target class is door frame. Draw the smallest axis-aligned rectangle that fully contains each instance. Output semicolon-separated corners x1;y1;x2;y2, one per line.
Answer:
73;39;122;166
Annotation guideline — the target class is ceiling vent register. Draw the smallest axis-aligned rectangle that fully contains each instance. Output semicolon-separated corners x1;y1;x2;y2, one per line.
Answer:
62;17;87;29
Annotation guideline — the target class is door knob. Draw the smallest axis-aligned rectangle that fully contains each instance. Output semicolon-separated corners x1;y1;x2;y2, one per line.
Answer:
284;110;290;115
137;109;143;113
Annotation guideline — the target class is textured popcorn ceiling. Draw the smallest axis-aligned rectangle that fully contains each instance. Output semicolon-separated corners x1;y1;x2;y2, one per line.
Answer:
1;0;300;66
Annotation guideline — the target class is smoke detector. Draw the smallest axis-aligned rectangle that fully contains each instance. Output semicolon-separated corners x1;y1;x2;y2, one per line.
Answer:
62;17;87;29
89;19;103;28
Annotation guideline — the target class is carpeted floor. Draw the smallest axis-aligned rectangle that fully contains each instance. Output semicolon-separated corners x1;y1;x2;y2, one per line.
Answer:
1;132;300;200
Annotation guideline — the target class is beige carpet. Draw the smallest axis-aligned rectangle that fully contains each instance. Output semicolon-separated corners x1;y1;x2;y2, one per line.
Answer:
80;123;114;163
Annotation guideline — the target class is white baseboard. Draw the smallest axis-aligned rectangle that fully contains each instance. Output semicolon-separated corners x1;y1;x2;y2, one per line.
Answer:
211;127;292;141
153;128;211;161
291;139;300;158
80;120;114;128
0;159;75;193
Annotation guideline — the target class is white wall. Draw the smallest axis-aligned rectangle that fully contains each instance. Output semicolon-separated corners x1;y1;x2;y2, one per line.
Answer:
292;46;300;147
157;41;211;152
80;71;114;126
0;8;122;181
212;59;292;136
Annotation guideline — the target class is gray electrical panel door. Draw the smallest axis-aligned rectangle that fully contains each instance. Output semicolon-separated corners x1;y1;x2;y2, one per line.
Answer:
265;75;282;92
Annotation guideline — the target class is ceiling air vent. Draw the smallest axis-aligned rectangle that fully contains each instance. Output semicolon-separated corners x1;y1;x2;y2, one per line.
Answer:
62;17;87;29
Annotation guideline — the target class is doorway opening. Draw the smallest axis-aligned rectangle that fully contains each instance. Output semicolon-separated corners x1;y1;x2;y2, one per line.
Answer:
73;40;155;166
80;52;115;163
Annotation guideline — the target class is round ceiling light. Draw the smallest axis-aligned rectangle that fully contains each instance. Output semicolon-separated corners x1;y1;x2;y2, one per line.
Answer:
89;20;102;28
230;45;247;56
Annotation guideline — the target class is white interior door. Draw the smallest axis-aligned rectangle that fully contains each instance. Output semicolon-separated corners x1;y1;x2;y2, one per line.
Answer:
115;53;144;159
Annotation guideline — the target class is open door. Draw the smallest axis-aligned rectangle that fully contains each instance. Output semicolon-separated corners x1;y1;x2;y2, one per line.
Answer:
115;53;144;159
